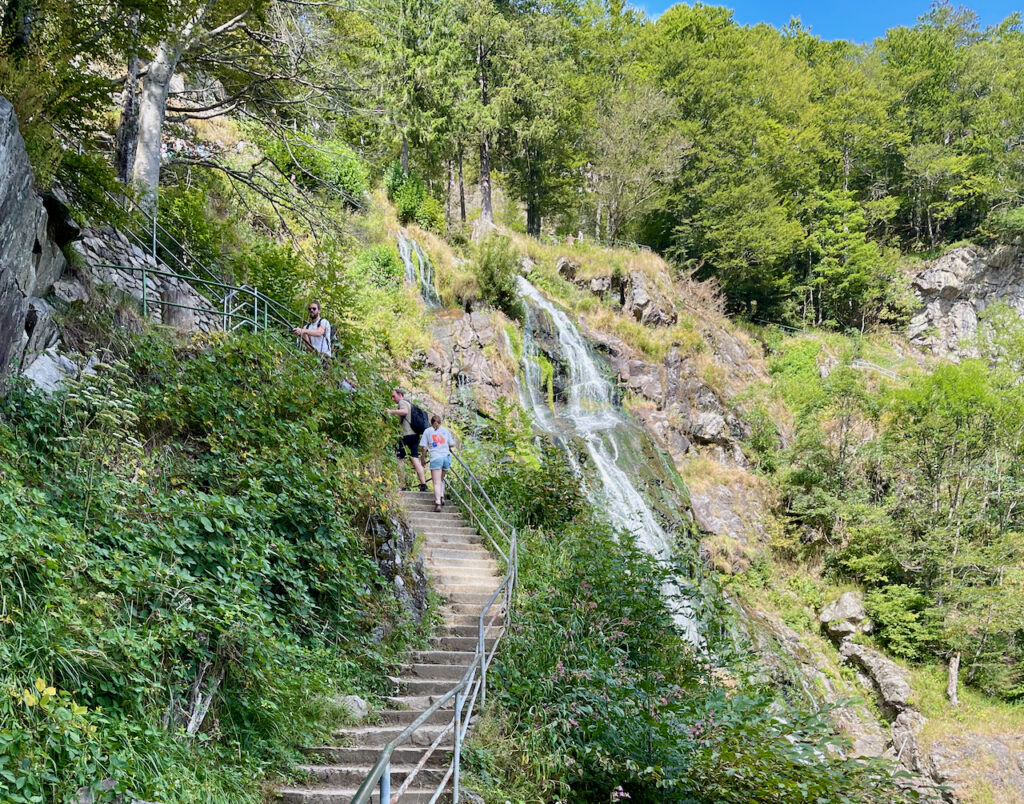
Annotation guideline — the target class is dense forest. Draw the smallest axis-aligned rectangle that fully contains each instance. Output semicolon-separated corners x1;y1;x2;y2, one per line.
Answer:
5;0;1024;326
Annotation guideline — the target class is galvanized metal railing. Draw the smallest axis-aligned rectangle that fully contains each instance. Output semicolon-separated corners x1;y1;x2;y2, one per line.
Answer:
352;453;518;804
94;263;300;334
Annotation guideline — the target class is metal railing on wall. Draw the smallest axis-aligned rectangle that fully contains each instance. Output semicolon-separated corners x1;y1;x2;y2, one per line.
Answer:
351;453;518;804
95;263;299;334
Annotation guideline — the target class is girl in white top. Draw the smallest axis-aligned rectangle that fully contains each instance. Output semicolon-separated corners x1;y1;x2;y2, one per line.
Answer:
420;413;455;512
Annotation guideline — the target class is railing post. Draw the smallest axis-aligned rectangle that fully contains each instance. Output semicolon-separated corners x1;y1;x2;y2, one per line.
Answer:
253;287;259;333
380;760;390;804
479;624;487;708
453;691;463;803
141;262;148;319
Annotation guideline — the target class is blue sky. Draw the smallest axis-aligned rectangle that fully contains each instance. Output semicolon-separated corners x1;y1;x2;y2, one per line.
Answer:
635;1;1022;42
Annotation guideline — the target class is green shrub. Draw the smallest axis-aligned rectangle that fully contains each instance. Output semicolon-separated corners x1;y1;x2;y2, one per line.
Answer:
386;167;444;232
415;195;445;232
352;245;403;290
394;175;426;224
865;585;942;662
266;134;368;206
473;236;525;321
0;330;424;803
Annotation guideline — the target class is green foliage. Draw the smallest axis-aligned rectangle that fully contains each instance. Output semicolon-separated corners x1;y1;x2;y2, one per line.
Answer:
472;236;525;321
265;134;369;206
385;168;445;232
762;313;1024;699
464;441;919;803
0;328;424;802
352;244;404;289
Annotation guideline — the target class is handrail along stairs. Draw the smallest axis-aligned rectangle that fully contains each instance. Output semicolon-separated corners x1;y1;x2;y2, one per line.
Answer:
351;453;518;804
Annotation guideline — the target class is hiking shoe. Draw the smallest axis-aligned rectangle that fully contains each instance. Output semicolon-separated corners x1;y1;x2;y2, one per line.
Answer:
434;503;442;513
419;483;428;492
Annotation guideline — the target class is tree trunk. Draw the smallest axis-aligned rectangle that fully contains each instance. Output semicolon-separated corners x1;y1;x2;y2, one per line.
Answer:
479;133;493;227
132;6;204;206
595;198;602;242
114;52;141;184
445;158;453;227
476;41;493;228
458;146;466;223
947;652;960;707
527;198;540;238
400;134;409;175
132;39;183;207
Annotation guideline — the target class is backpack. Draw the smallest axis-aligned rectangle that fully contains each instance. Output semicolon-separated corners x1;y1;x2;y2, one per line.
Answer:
409;403;429;435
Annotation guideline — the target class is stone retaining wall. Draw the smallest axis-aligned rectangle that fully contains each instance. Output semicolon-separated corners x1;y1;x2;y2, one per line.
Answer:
73;227;221;333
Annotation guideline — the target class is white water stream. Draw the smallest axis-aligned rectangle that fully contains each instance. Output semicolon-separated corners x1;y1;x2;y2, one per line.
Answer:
517;277;703;646
397;232;441;308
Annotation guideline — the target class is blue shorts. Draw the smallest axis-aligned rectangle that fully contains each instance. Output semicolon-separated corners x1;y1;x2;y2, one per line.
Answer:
429;455;452;471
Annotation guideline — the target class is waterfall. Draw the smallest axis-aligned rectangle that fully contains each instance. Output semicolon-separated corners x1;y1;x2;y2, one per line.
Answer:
397;232;441;308
517;277;703;646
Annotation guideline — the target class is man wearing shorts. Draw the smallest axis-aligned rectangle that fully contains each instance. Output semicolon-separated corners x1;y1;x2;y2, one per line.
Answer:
386;388;427;491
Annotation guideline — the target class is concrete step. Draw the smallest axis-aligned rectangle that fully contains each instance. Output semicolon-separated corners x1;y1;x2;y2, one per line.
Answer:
387;676;462;695
431;636;496;652
403;663;471;681
276;787;446;804
335;723;454;748
378;707;454;726
417;557;493;569
444;624;502;638
442;591;502;604
422;548;493;562
294;764;450;788
410;650;477;665
416;532;483;546
302;745;448;766
387;694;453;711
427;574;501;589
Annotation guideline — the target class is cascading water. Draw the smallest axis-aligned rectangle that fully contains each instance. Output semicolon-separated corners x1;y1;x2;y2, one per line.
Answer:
517;277;703;646
397;232;441;308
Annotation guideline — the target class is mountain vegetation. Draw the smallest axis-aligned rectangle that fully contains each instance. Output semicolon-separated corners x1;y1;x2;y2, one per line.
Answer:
4;0;1024;801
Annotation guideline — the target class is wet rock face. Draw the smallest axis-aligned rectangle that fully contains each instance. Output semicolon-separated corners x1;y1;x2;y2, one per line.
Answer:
909;244;1024;358
585;330;753;466
426;309;518;415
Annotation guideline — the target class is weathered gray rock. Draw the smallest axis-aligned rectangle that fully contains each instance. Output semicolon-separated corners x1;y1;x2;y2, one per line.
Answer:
820;591;870;640
555;255;578;281
53;275;90;304
928;733;1024;802
622;269;677;327
839;641;913;713
336;694;370;722
21;297;58;365
426;309;517;415
22;347;79;394
689;482;769;563
909;244;1024;358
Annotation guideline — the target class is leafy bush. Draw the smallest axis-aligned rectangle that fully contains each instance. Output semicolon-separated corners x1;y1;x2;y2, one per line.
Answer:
266;134;369;206
473;236;525;321
0;329;425;803
386;166;444;232
352;245;404;289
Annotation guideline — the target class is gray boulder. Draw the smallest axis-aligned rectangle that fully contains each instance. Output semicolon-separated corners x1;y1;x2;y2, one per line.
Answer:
839;641;913;713
336;694;370;722
820;591;870;640
22;347;79;394
622;269;677;327
555;255;578;281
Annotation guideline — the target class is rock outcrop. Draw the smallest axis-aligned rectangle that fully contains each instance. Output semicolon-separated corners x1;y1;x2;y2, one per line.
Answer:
425;309;518;414
909;244;1024;358
927;733;1024;802
622;269;677;326
0;96;68;385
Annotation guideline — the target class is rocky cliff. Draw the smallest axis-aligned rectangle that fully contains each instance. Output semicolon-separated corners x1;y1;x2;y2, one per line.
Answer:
908;244;1024;358
0;96;70;387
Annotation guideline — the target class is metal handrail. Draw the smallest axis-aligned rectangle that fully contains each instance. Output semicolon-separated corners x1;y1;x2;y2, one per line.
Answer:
351;457;518;804
93;263;301;333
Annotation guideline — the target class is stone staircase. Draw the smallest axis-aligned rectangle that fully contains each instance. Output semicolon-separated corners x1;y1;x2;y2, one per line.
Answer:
275;490;504;804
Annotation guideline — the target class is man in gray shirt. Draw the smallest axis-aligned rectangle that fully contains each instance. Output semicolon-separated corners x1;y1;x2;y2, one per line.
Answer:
386;387;427;491
293;301;331;358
